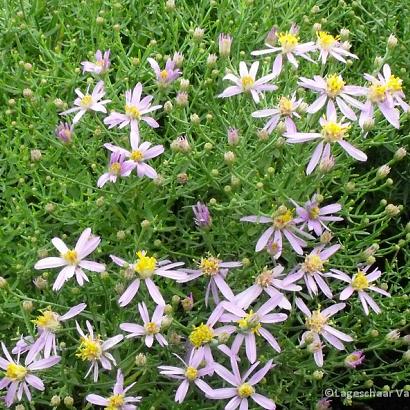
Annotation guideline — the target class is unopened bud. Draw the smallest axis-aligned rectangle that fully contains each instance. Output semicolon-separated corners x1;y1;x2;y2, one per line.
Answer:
340;28;350;40
224;151;235;164
63;396;74;407
30;149;42;162
394;147;407;160
135;353;147;366
22;300;33;312
377;165;391;178
320;231;333;244
387;34;398;48
207;53;218;66
164;101;173;113
385;203;400;217
190;113;200;124
50;395;61;406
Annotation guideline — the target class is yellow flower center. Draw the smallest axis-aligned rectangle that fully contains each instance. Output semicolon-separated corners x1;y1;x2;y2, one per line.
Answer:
134;251;157;279
306;310;327;333
351;270;369;290
237;383;255;398
199;257;220;276
368;84;387;103
346;353;361;364
6;363;27;381
255;268;273;287
308;206;320;219
321;121;349;142
80;94;93;107
185;366;198;381
278;32;299;53
62;249;79;265
241;75;255;91
326;74;345;97
105;394;125;410
302;254;324;273
237;310;261;335
144;322;159;335
96;60;104;67
189;324;214;347
76;336;102;361
160;69;169;80
273;209;293;229
33;309;61;332
317;31;338;49
130;150;144;162
387;75;402;92
279;96;293;116
125;104;141;119
110;162;122;175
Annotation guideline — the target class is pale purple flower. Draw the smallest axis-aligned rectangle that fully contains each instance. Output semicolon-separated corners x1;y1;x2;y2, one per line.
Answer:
158;347;214;403
200;359;276;409
110;250;186;307
296;298;353;367
316;398;332;410
359;64;409;129
86;369;141;409
218;61;277;104
25;303;86;363
219;296;288;363
251;24;316;75
147;57;180;86
54;122;73;143
104;141;164;180
252;94;303;134
81;50;111;74
315;31;358;64
292;195;343;236
326;265;390;315
219;33;233;57
103;83;162;147
75;320;123;382
298;74;365;120
193;202;212;228
240;207;313;257
227;127;240;145
97;151;134;188
120;302;167;348
285;101;367;174
344;350;365;368
34;228;105;291
283;244;341;299
234;265;301;310
180;256;242;306
60;80;110;124
0;343;60;407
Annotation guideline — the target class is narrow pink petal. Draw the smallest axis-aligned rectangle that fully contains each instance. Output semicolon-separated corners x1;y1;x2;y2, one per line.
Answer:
35;257;66;270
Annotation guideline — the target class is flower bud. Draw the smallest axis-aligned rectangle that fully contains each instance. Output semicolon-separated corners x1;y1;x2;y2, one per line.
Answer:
386;329;400;341
23;88;33;98
63;396;74;407
387;34;398;48
374;56;383;66
179;78;190;91
340;28;350;40
0;277;8;288
207;53;218;66
164;304;173;315
385;203;400;217
394;147;407;160
164;101;173;113
190;113;200;124
312;370;324;380
320;231;333;244
218;332;230;344
403;351;410;362
22;300;33;312
181;294;194;311
377;165;391;178
177;172;188;184
169;331;181;345
227;127;239;145
30;149;42;162
257;129;269;141
165;0;176;10
313;23;322;32
172;52;184;67
50;395;61;406
135;353;147;366
176;92;188;106
171;295;180;306
224;151;235;164
219;33;232;57
193;27;204;41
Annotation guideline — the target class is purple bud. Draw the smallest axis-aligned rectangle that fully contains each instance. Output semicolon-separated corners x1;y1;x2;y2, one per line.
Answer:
55;122;73;143
192;202;212;228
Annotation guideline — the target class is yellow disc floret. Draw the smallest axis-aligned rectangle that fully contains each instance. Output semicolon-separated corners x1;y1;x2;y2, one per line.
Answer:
368;84;387;103
278;32;299;53
273;208;294;229
321;121;349;142
144;322;159;335
303;254;324;273
62;249;79;265
189;324;214;347
106;394;125;410
241;75;255;91
110;162;122;175
326;74;345;97
185;366;198;381
306;310;327;333
279;96;294;116
33;309;61;332
6;363;27;381
134;251;157;279
80;95;93;107
199;257;220;276
387;75;402;92
317;31;338;49
76;336;102;361
308;206;321;219
125;104;141;119
160;70;169;80
237;310;261;335
237;383;255;398
351;270;369;290
255;268;273;287
130;150;144;162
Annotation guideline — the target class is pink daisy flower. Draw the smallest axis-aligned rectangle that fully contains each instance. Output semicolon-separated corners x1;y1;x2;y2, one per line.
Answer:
147;57;180;86
81;49;111;74
359;64;409;129
86;369;142;410
25;303;86;363
326;265;391;315
344;350;365;368
285;101;367;174
315;31;358;64
120;302;168;348
97;151;134;188
110;250;186;307
103;83;162;147
219;296;288;363
298;74;365;120
34;228;105;291
251;94;303;134
234;265;301;311
104;141;164;179
200;359;276;409
60;80;110;124
158;347;214;404
218;61;277;104
0;343;60;407
75;320;123;382
296;298;353;367
283;244;341;299
292;195;343;236
180;256;242;306
240;206;313;257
